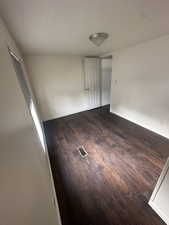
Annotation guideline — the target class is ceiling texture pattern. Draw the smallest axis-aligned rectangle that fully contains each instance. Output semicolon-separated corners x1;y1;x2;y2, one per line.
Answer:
0;0;169;55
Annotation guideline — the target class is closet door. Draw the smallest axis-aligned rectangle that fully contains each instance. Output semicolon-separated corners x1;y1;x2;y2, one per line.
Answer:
149;157;169;224
84;57;101;110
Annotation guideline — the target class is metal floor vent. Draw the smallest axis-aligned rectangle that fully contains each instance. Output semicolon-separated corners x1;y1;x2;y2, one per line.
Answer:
78;146;88;158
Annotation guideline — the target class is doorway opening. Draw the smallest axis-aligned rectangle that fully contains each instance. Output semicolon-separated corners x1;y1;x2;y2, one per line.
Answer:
100;55;112;106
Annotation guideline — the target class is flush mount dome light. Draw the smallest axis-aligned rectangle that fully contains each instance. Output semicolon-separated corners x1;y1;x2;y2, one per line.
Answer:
89;32;109;46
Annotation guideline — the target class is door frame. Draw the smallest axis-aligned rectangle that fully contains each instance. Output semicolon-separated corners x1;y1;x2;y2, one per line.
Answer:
149;157;169;225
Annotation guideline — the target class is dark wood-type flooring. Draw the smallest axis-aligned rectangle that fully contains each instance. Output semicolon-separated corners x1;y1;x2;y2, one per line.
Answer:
44;105;169;225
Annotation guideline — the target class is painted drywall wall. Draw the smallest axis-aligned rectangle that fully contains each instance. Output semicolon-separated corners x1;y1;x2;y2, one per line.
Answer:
0;17;61;225
101;58;112;106
25;55;89;121
111;35;169;139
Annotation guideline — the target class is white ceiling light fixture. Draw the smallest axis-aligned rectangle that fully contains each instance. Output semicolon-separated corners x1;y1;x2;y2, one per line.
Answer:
89;32;109;46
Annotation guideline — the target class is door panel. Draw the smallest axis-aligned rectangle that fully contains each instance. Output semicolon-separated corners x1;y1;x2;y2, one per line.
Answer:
84;57;101;110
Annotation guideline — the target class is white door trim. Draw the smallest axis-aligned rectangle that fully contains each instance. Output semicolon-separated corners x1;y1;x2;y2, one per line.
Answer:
149;157;169;225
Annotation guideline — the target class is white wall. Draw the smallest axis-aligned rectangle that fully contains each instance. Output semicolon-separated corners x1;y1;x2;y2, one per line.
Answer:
111;35;169;139
25;55;89;121
101;58;112;106
0;18;61;225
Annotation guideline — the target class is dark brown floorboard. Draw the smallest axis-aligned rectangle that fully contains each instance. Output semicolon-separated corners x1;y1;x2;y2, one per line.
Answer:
44;105;169;225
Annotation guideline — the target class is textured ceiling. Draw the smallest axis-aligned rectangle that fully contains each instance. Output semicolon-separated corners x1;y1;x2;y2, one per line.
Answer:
0;0;169;55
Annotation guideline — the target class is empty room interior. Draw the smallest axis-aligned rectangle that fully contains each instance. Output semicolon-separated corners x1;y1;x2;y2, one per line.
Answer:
1;0;169;225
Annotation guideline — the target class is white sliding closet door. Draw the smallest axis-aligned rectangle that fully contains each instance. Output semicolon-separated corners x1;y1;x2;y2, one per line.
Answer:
84;57;101;110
